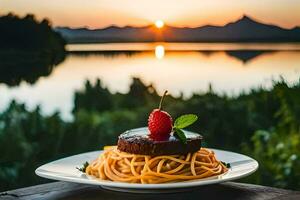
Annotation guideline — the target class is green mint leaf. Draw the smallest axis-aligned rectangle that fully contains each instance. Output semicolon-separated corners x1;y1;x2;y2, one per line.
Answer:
76;161;89;173
174;128;187;144
174;114;198;129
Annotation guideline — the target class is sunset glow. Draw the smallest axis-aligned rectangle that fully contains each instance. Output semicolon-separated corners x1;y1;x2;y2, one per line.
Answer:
1;0;300;29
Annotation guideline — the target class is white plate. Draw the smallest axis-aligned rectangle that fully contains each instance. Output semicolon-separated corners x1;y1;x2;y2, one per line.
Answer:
35;149;258;193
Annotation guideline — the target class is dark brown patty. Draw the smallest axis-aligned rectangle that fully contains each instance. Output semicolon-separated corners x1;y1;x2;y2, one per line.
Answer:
117;127;202;156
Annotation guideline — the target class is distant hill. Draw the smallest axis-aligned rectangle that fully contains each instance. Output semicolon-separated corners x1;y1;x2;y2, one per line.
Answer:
55;15;300;43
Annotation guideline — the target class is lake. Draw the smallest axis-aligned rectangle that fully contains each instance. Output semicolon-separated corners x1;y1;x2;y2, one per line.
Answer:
1;42;300;120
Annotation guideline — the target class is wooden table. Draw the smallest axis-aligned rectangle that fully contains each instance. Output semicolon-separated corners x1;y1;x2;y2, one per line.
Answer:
1;181;299;200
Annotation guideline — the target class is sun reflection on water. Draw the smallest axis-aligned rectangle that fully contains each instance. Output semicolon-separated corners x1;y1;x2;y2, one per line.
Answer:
155;45;165;59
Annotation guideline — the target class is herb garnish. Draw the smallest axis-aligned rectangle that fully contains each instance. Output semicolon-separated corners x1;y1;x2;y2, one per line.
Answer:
173;114;198;144
76;161;89;173
221;161;231;168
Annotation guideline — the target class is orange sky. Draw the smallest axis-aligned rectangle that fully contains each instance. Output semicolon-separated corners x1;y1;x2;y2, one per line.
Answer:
1;0;300;29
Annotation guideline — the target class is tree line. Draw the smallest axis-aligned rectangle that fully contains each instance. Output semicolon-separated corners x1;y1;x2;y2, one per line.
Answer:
0;13;66;86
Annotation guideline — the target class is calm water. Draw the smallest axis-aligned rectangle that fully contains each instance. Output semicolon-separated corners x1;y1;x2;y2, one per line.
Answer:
1;43;300;120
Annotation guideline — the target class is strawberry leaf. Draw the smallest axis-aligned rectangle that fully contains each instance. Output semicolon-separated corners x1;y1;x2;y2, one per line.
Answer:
174;128;187;144
174;114;198;129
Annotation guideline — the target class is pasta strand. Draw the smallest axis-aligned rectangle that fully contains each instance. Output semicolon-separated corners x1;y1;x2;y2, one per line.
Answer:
86;147;228;184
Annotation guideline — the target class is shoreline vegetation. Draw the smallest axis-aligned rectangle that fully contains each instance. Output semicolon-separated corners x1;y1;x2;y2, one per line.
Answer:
0;13;65;52
0;77;299;191
0;13;66;86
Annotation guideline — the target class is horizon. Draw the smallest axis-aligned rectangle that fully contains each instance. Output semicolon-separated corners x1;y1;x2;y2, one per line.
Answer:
1;0;300;29
54;15;299;30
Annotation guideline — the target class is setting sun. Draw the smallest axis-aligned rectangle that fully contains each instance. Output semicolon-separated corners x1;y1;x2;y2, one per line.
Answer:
155;20;164;28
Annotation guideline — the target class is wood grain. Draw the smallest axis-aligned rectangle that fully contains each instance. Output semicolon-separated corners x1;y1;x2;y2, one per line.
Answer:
1;181;299;200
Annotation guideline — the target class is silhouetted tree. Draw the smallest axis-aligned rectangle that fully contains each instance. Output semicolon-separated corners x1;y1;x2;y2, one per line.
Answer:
0;13;66;86
0;13;65;51
73;79;113;113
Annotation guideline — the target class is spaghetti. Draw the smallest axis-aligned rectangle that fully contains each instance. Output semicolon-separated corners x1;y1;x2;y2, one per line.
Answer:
86;146;228;184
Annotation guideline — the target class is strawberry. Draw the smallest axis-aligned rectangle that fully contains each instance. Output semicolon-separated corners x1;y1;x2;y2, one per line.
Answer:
148;91;173;140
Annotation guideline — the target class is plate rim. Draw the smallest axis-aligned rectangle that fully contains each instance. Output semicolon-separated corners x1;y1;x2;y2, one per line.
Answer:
35;148;259;189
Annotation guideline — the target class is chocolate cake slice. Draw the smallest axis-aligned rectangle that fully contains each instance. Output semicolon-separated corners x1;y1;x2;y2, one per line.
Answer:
117;127;202;156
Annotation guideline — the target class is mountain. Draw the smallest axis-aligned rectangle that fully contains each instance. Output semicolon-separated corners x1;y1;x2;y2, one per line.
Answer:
55;15;300;43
